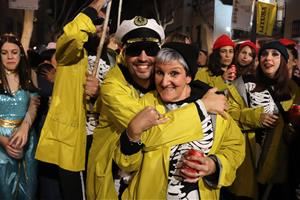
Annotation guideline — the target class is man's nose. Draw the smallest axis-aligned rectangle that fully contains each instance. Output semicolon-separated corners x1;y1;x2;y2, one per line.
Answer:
137;50;147;61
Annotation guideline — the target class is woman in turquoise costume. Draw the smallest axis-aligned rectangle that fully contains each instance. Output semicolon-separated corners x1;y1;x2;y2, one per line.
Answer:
0;33;39;199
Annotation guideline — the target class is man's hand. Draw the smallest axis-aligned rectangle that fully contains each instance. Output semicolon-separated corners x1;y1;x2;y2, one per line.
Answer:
89;0;112;13
85;72;100;98
201;88;228;119
40;67;56;83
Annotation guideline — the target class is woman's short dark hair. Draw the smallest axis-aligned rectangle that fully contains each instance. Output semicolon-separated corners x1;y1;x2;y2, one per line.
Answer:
207;49;227;76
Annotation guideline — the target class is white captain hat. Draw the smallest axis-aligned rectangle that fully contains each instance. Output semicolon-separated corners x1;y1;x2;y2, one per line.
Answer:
115;16;165;45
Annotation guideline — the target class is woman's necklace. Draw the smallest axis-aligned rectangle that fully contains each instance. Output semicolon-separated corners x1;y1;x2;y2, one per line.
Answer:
4;69;17;76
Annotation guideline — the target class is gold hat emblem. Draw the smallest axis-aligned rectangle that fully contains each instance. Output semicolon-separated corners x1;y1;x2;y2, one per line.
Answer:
134;16;148;26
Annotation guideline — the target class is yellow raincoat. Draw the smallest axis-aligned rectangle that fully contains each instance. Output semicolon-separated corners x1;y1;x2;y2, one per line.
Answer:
114;91;245;199
87;65;205;199
194;67;229;92
35;13;95;171
227;78;300;198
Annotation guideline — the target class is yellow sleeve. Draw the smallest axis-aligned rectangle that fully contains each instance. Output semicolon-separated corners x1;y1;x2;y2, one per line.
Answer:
55;13;96;66
114;140;144;172
227;85;263;130
195;67;211;85
100;67;145;130
113;91;203;174
195;67;228;91
141;92;203;150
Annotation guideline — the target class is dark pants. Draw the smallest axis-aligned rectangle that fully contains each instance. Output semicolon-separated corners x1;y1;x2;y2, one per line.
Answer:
38;135;93;200
58;135;93;200
58;168;84;200
38;161;62;200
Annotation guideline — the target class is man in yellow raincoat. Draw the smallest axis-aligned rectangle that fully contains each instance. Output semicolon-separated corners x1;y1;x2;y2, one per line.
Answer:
35;0;110;199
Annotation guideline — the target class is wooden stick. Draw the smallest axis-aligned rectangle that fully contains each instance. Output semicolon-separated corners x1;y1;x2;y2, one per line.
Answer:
21;10;34;54
117;0;123;28
92;1;112;77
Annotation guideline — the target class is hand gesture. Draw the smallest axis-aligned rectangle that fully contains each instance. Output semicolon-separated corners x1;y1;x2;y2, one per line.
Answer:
180;151;216;183
1;136;24;159
201;87;228;119
85;72;100;98
127;106;169;141
9;126;29;149
40;67;56;82
260;112;278;128
293;66;300;78
222;65;237;82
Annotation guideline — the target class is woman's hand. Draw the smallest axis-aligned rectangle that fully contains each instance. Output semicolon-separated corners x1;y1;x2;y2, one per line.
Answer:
222;65;237;82
260;113;279;128
127;106;169;141
180;153;216;183
9;126;29;149
1;136;23;159
6;144;24;159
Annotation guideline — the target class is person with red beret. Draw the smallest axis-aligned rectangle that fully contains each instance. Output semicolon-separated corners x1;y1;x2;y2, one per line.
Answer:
220;40;258;199
194;34;236;94
279;38;300;88
280;38;300;199
226;40;300;199
221;39;259;200
234;40;258;77
279;38;297;47
279;38;299;78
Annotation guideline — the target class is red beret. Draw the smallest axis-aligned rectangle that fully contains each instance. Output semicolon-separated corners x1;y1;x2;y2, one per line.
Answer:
239;40;258;54
213;34;235;50
279;38;297;47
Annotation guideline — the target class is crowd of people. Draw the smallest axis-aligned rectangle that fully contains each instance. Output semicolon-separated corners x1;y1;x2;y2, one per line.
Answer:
1;0;300;199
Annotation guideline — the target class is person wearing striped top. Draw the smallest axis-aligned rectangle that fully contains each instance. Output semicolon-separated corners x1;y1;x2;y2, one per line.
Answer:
115;42;245;199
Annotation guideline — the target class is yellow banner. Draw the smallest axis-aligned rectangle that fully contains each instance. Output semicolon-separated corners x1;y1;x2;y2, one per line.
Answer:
256;1;277;36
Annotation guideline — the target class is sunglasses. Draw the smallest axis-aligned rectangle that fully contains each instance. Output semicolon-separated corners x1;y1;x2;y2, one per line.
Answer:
125;42;160;57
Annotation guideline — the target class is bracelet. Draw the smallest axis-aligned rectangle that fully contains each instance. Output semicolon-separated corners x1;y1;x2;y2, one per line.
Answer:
126;130;142;145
